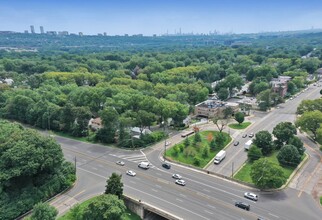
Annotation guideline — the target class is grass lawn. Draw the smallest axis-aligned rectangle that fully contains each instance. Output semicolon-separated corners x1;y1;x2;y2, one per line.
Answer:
228;122;251;130
320;197;322;206
58;197;141;220
165;131;231;168
234;151;296;184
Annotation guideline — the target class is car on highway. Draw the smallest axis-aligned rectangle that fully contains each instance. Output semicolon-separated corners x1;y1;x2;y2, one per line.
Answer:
162;163;171;169
248;132;254;138
242;134;247;138
172;174;182;179
175;179;186;186
235;201;250;211
234;141;239;146
244;192;258;201
165;141;171;146
126;170;136;177
116;161;125;166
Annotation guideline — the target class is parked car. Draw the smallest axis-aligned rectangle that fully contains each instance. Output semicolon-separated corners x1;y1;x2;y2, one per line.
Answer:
248;132;254;138
234;141;239;146
244;192;258;201
175;179;186;186
126;170;136;177
242;134;247;138
235;201;250;211
172;174;182;179
116;161;125;166
162;163;171;169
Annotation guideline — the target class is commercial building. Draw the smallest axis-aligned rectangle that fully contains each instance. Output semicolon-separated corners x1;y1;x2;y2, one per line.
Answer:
40;26;44;34
195;100;239;118
30;25;35;34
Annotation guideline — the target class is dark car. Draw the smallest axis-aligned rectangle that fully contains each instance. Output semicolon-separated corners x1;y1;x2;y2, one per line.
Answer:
242;134;247;138
235;201;250;211
234;141;239;146
162;163;171;169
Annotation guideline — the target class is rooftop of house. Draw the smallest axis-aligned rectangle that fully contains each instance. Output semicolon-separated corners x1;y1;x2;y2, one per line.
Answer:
196;100;238;109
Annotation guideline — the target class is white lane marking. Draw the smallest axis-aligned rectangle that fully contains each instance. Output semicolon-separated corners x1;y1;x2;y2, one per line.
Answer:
156;185;162;188
92;167;98;170
207;204;216;209
179;193;187;198
129;181;136;184
86;150;92;153
126;185;209;220
203;189;210;192
176;198;183;202
268;213;279;218
204;210;213;215
152;189;158;192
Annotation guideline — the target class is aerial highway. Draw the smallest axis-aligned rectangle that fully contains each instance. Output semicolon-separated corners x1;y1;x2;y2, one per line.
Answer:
50;84;322;220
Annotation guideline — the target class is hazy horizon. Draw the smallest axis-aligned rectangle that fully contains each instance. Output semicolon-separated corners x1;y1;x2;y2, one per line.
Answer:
1;0;322;35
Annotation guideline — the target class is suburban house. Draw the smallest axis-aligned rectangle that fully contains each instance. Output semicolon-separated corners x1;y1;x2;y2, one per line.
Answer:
270;76;291;97
195;100;239;118
131;127;152;139
88;117;102;130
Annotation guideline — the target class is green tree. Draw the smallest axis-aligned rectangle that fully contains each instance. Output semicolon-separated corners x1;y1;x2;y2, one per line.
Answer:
217;87;229;101
202;145;210;158
287;136;305;155
256;89;273;111
272;122;297;144
295;110;322;140
250;158;287;189
253;130;273;156
194;132;202;143
82;194;126;220
287;81;296;94
30;203;58;220
209;138;216;150
320;89;322;95
184;137;190;147
296;99;322;114
222;106;234;119
277;145;301;167
96;107;119;143
253;81;270;95
234;112;245;125
105;173;123;199
247;145;262;162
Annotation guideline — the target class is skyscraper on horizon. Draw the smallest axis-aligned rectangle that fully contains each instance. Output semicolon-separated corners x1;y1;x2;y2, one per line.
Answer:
40;26;44;34
30;25;35;34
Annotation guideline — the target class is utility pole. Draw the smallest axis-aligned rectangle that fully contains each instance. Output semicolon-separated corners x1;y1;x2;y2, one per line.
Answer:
231;162;234;178
74;156;77;172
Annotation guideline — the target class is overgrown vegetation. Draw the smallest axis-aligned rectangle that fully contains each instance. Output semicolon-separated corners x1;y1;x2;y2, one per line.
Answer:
0;120;76;220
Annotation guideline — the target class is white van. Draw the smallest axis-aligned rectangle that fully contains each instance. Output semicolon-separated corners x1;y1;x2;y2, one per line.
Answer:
214;150;226;164
138;162;150;169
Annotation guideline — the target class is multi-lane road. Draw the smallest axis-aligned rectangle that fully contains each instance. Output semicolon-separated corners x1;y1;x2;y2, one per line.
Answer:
50;84;322;220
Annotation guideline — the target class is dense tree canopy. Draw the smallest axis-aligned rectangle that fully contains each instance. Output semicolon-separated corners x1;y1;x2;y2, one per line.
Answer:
0;120;75;220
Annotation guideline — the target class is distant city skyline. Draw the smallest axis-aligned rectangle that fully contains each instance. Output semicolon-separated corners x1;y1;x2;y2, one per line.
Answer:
1;0;322;36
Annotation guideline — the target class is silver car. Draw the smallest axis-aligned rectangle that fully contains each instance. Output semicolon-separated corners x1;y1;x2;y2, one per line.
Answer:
175;179;186;186
126;170;136;177
172;174;182;179
244;192;258;201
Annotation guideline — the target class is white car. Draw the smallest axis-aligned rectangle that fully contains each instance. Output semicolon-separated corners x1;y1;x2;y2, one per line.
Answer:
175;179;186;186
116;161;125;166
244;192;258;201
172;174;182;179
126;170;136;177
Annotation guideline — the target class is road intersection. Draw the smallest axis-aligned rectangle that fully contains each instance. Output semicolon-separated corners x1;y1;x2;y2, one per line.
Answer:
50;84;322;219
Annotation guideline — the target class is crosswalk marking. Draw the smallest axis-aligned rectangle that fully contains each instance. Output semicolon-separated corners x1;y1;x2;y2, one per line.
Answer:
109;153;154;168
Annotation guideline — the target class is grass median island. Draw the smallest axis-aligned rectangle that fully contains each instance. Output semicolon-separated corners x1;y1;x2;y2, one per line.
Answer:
234;151;296;184
58;196;141;220
228;122;251;130
165;130;231;168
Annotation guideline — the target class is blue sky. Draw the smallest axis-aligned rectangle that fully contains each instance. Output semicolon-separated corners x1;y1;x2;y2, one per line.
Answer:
1;0;322;35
